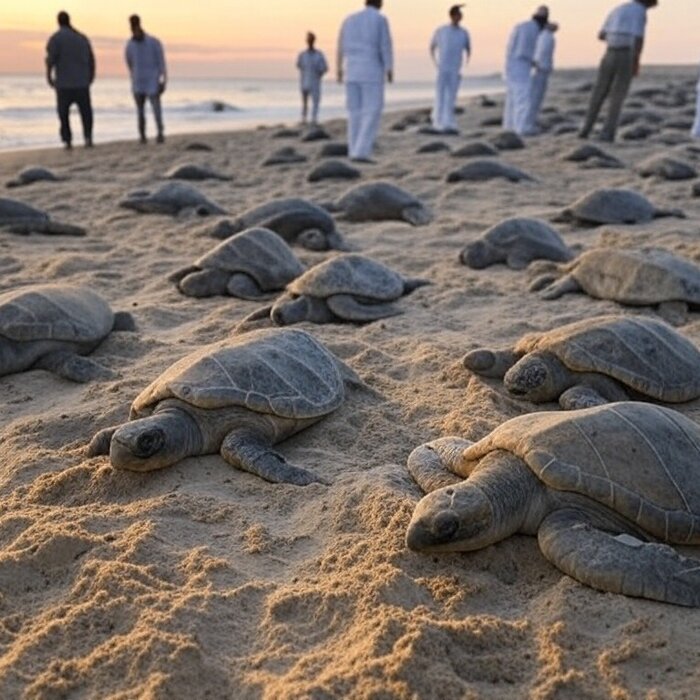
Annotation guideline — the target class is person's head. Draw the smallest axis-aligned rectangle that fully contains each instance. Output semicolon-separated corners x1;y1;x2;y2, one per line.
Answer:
366;0;383;9
449;4;464;25
533;4;549;28
129;14;144;40
57;11;70;28
306;31;316;49
637;0;658;8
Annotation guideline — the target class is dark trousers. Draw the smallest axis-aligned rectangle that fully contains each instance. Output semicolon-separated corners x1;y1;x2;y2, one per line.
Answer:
134;93;164;139
56;87;93;145
580;47;635;141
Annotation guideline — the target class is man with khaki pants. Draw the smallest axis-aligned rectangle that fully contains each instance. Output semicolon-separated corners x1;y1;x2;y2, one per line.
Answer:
579;0;658;142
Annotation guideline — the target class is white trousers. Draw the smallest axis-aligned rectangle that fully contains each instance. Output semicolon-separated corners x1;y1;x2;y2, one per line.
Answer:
503;79;531;135
692;89;700;139
432;70;461;131
345;81;385;160
526;70;550;132
302;83;321;123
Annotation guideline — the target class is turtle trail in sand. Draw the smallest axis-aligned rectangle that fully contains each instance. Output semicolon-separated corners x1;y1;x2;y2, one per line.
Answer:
460;218;574;270
0;284;135;382
86;328;361;485
119;182;227;216
463;315;700;409
238;254;430;326
170;227;305;298
405;402;700;606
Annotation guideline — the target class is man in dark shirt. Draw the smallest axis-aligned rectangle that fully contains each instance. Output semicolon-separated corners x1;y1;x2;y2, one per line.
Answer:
46;11;96;149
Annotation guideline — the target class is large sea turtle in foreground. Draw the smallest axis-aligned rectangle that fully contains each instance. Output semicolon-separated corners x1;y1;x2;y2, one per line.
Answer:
87;328;359;485
463;315;700;409
119;182;226;216
530;248;700;317
169;227;304;298
405;401;700;606
460;218;574;269
552;188;684;225
211;198;348;251
0;284;135;381
239;254;429;326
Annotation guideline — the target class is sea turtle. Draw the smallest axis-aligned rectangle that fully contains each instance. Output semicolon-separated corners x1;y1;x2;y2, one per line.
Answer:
530;247;700;318
301;126;331;142
451;141;499;158
212;197;348;250
169;227;304;298
5;167;62;188
552;188;684;225
262;147;307;166
446;160;534;183
620;124;658;141
307;160;361;183
240;254;429;326
86;327;358;485
490;130;525;150
330;182;433;226
0;284;135;381
164;164;232;181
405;402;700;606
417;141;450;154
636;154;697;181
561;144;623;168
463;314;700;409
460;217;574;270
119;182;227;216
319;142;348;158
0;197;85;236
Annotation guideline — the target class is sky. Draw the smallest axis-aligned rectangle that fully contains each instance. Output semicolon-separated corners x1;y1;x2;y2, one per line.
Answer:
0;1;698;80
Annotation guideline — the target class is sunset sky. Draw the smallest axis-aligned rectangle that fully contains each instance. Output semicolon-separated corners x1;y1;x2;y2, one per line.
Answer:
0;1;697;80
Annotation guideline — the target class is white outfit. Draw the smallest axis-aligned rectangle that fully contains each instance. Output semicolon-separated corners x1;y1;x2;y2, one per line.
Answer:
503;19;540;134
430;24;471;132
693;71;700;139
125;35;166;95
526;29;556;132
337;6;393;160
297;49;328;123
601;1;647;48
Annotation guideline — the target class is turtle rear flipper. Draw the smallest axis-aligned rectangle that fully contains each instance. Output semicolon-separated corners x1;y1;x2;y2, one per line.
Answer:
326;295;402;322
86;426;119;456
654;207;686;220
536;273;582;300
112;311;137;332
35;350;115;383
538;509;700;607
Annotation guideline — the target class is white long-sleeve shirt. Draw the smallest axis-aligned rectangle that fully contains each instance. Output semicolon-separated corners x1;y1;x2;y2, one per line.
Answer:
601;1;647;48
296;49;328;91
126;34;166;95
534;29;556;73
430;24;471;75
337;6;393;83
505;19;540;82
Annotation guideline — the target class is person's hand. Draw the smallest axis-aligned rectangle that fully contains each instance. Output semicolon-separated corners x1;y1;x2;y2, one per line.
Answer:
598;30;606;42
633;60;640;78
47;75;55;88
159;82;167;95
387;70;393;83
337;69;343;84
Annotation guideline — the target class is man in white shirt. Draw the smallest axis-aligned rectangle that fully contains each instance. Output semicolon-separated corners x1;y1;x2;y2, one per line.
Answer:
296;32;328;125
503;5;549;135
525;22;558;134
337;0;394;162
430;4;471;134
579;0;658;142
125;14;167;144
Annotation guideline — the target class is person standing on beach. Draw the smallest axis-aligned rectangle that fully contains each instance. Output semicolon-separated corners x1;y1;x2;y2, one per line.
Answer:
296;32;328;125
503;5;549;136
125;15;167;145
45;11;95;150
578;0;658;143
337;0;394;163
429;4;471;135
525;22;558;134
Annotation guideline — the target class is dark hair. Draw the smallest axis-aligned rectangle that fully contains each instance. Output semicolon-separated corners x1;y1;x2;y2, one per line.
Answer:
129;14;141;26
57;11;70;27
366;0;382;8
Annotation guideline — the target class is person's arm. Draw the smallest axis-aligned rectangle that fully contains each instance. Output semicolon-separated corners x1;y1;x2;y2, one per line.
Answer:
381;17;393;83
157;39;167;93
336;23;345;83
87;39;96;84
45;37;56;88
429;31;438;68
319;53;328;76
633;36;644;77
464;31;471;66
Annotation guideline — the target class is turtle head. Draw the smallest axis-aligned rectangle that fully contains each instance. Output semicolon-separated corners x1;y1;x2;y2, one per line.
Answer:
271;294;334;325
503;351;569;403
298;228;330;251
406;482;496;552
460;241;498;269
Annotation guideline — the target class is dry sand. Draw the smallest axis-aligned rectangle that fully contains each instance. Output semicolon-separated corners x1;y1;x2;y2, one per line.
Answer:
0;66;699;699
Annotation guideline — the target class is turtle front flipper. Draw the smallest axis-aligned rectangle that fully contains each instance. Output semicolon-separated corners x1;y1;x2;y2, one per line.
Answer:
35;351;115;383
463;348;520;378
178;268;230;297
86;426;120;456
559;381;628;410
536;273;582;300
538;509;700;607
326;295;402;322
407;437;473;494
233;305;274;334
226;273;271;300
220;430;325;486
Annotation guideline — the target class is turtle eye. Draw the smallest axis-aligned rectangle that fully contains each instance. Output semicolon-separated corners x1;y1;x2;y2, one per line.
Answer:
431;511;459;540
134;429;164;457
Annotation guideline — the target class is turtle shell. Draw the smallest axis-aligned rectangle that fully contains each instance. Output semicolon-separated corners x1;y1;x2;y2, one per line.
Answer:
335;182;425;222
0;284;114;343
515;315;700;402
194;228;304;290
461;402;700;542
131;328;345;419
0;197;50;221
287;254;405;301
482;218;572;258
566;188;657;224
230;198;337;236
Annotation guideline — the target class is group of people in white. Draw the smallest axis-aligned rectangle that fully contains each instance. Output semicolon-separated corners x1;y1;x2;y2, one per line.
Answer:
301;0;700;163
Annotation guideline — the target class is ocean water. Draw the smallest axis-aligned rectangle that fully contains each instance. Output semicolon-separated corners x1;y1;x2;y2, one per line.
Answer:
0;74;504;152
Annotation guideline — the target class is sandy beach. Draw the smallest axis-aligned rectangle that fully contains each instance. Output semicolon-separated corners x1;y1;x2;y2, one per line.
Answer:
0;65;699;698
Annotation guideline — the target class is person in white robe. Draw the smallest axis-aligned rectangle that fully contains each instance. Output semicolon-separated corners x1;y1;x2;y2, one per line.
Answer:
525;22;558;134
503;5;549;135
430;4;471;134
337;0;394;162
296;32;328;125
125;14;167;144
